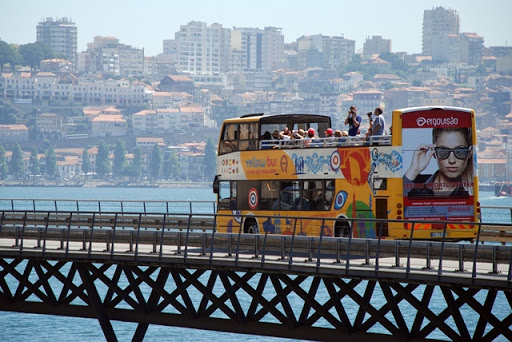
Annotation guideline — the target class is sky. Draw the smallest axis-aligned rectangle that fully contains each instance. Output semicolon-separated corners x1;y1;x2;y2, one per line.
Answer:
1;0;511;57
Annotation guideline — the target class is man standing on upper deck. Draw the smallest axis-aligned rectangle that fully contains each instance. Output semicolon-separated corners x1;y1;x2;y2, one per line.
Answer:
371;107;385;136
344;105;361;136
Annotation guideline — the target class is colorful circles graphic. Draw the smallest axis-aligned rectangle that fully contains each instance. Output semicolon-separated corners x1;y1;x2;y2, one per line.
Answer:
330;150;341;171
334;190;348;210
248;188;259;210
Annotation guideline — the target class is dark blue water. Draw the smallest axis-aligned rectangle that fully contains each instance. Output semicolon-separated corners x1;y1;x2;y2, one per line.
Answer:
0;187;510;341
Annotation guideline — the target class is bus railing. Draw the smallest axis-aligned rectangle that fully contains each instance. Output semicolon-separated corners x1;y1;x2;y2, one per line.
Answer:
259;135;392;150
0;210;510;288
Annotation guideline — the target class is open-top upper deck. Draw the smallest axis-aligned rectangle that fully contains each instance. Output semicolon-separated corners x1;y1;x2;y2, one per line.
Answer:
219;113;391;155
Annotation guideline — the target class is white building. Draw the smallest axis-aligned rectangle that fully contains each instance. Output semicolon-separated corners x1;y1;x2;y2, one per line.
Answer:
231;26;284;73
422;7;460;56
176;21;231;76
85;36;144;77
132;106;206;135
36;17;78;67
91;114;127;137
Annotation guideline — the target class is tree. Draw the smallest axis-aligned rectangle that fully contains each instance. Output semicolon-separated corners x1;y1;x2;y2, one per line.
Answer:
82;148;90;175
162;150;180;180
204;138;217;182
29;146;40;175
19;41;55;70
9;143;24;177
149;144;162;180
113;139;126;177
0;40;22;72
0;145;8;179
45;145;57;178
96;141;111;178
124;146;143;181
0;102;21;124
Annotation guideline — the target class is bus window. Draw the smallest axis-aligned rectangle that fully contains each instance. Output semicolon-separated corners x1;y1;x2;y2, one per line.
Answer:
277;181;301;210
220;124;238;154
260;180;279;210
218;181;231;210
239;123;258;151
304;181;323;210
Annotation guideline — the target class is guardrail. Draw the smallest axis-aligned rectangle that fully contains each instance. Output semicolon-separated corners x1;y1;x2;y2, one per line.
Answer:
0;199;509;223
0;210;511;288
0;198;217;214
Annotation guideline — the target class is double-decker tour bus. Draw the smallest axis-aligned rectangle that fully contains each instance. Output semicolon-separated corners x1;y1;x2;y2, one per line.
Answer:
213;106;479;240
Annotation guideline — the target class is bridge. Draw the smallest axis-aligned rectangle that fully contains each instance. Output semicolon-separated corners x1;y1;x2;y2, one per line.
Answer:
0;199;512;341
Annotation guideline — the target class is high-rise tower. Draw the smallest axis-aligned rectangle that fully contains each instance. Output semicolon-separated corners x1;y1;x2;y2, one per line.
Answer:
422;7;459;56
36;17;78;67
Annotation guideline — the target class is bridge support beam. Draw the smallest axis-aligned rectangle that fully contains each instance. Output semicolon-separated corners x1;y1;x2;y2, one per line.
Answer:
76;263;118;342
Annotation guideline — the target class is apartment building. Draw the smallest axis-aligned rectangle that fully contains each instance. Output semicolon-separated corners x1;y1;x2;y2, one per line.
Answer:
36;17;78;67
36;113;63;139
132;106;206;135
231;26;284;73
422;7;460;56
176;21;231;76
460;32;484;66
0;72;146;106
352;89;383;116
296;35;355;70
363;36;392;58
82;36;144;77
91;114;127;137
0;124;29;143
151;91;193;109
432;34;460;63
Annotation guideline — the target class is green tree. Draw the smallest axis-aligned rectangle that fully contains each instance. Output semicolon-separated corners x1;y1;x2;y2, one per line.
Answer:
113;139;126;177
0;40;22;72
82;148;90;175
0;145;8;179
45;145;57;178
9;143;24;177
0;102;21;124
204;138;217;182
96;141;111;178
124;146;143;181
19;41;55;70
149;144;162;180
29;146;40;175
162;150;180;180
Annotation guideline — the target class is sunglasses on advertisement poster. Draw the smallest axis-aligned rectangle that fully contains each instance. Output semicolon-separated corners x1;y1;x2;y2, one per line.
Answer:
434;146;470;160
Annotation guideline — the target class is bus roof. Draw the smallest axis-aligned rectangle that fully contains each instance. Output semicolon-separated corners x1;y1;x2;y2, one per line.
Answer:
223;113;331;125
396;106;473;114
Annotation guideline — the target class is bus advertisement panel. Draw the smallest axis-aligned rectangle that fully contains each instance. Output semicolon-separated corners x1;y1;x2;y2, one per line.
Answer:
401;108;476;223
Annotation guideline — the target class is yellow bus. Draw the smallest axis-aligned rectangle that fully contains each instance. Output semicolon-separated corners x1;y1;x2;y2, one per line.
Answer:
213;107;479;240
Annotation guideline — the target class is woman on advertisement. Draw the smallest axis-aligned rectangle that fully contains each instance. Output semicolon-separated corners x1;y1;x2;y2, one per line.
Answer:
404;127;473;198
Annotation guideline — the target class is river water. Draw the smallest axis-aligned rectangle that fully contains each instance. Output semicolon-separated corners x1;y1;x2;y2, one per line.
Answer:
0;186;510;341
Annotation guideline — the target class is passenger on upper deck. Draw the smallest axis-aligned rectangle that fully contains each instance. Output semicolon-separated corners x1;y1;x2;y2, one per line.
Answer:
371;107;385;136
345;106;361;136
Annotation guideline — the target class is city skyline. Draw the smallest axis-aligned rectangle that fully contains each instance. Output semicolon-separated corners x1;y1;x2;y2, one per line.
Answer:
1;0;510;57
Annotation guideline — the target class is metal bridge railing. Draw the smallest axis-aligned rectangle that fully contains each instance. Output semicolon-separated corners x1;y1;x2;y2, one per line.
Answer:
0;210;511;289
0;198;217;215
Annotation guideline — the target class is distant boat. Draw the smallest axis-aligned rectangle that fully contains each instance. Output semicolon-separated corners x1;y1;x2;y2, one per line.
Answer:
494;182;512;197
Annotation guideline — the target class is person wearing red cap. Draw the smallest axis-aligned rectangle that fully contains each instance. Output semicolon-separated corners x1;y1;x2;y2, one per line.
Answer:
323;128;335;146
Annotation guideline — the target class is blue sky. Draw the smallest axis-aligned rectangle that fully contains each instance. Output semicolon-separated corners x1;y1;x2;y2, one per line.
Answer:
1;0;510;56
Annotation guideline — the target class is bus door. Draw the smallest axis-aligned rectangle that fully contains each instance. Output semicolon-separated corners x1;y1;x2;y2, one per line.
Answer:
375;198;389;237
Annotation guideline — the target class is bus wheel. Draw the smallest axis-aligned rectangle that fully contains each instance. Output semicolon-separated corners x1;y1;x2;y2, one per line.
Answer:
335;220;351;238
244;218;259;234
